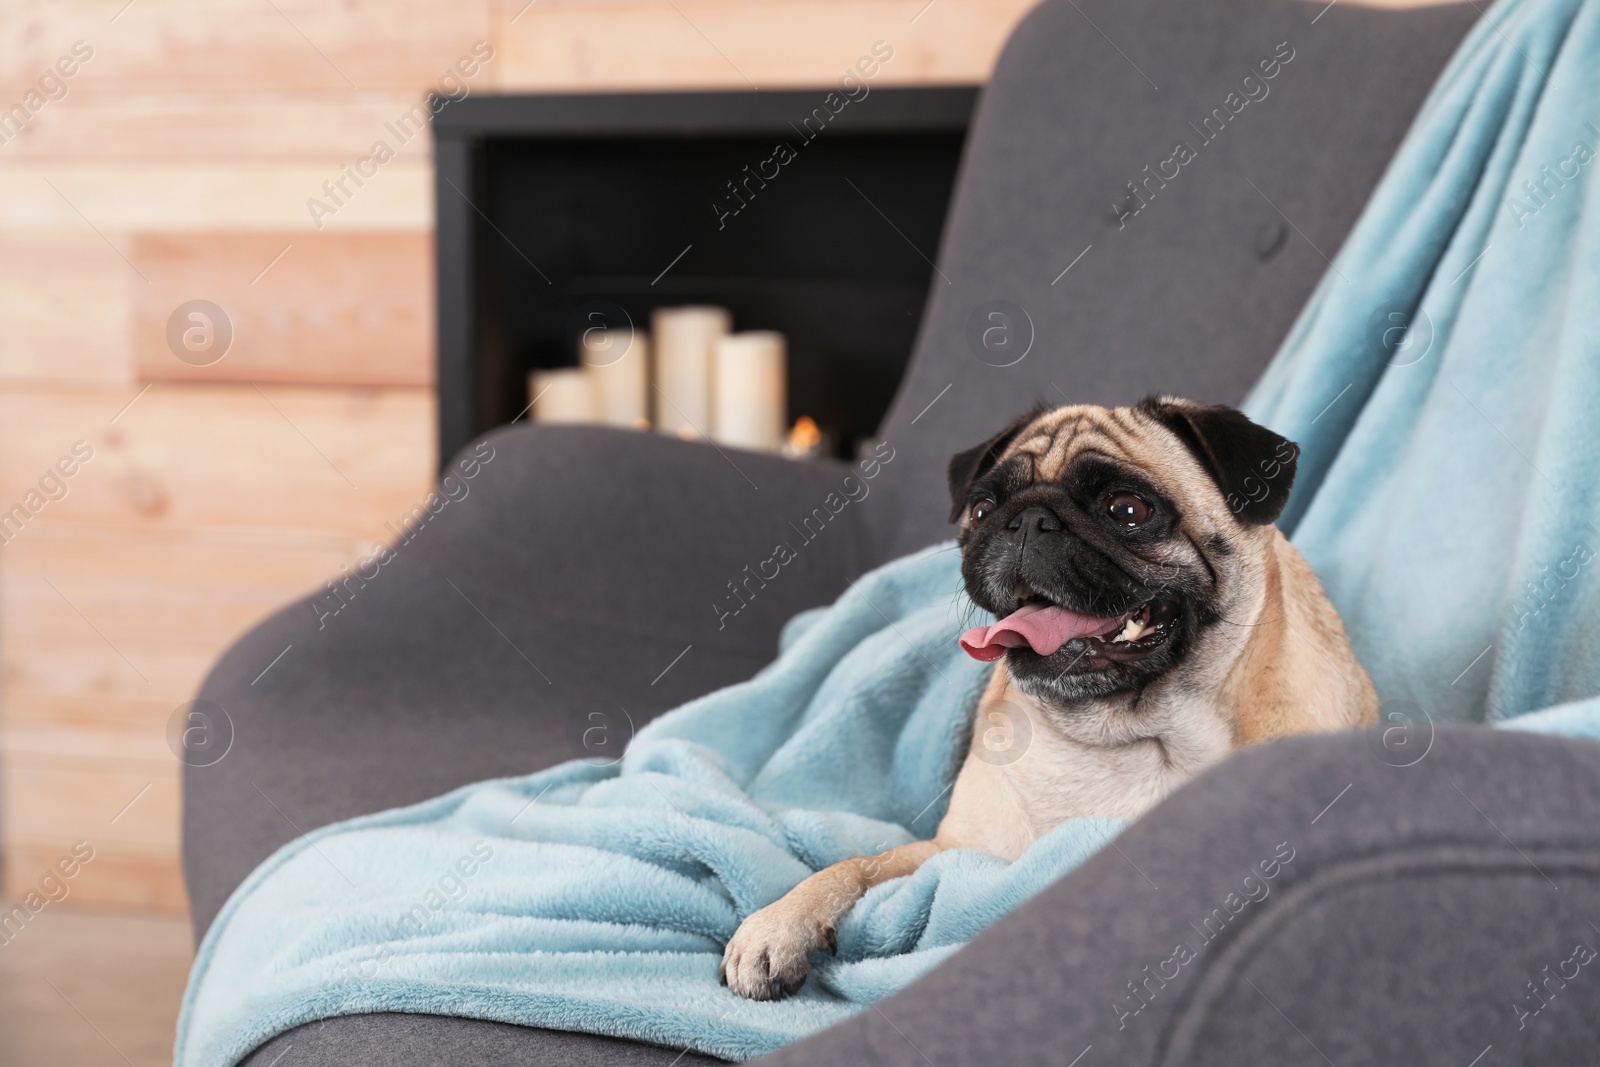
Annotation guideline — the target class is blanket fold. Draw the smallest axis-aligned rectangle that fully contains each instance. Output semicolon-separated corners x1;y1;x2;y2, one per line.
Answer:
177;0;1600;1061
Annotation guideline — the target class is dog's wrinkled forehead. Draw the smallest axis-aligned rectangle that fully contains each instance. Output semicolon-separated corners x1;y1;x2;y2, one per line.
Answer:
946;397;1300;528
998;405;1160;483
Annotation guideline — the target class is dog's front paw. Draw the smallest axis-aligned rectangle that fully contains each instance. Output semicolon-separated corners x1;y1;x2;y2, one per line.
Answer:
719;901;838;1001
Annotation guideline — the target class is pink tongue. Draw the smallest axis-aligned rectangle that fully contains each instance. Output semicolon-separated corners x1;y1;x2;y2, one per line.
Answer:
960;603;1123;662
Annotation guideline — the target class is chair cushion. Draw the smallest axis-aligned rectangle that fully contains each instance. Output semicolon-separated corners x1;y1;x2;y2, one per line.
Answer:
239;1013;725;1067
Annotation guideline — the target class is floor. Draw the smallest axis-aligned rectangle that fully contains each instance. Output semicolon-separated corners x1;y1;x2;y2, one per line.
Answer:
0;903;193;1067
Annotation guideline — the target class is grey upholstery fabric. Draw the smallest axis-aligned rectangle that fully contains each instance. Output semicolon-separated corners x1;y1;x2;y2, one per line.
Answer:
755;727;1600;1065
182;0;1536;1063
870;0;1482;557
243;1013;722;1066
188;426;871;935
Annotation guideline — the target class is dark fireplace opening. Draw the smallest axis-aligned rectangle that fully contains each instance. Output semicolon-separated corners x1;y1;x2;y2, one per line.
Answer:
433;87;978;466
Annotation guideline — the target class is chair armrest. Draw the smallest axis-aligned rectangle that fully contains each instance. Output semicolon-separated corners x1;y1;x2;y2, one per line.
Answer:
758;726;1600;1064
184;424;880;937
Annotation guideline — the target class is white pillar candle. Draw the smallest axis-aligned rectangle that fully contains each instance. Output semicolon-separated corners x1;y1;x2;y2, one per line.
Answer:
652;306;730;438
712;330;787;451
530;368;595;424
583;328;649;428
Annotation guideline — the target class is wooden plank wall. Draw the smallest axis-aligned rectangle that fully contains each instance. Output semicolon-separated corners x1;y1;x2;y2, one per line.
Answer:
0;0;1034;914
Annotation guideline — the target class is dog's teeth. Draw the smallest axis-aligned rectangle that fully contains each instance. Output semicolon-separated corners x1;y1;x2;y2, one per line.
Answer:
1114;617;1147;643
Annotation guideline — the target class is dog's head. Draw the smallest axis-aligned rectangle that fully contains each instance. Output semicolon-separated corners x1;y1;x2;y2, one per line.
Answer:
950;396;1299;706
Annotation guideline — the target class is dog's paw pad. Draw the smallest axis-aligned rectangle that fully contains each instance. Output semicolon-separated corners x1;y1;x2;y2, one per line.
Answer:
721;908;833;1001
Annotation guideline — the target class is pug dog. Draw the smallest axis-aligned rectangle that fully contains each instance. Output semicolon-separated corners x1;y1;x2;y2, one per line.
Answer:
720;396;1377;1001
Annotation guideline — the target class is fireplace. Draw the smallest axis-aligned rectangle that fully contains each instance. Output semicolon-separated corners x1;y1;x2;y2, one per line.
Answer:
432;86;978;466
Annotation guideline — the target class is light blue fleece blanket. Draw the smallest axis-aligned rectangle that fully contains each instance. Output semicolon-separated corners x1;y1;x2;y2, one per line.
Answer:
176;0;1600;1061
1242;0;1600;737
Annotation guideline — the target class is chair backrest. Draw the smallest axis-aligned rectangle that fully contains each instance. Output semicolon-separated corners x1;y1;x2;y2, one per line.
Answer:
869;0;1478;559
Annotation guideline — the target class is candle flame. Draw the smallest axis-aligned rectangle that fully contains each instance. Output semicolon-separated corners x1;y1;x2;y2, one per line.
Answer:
786;416;822;455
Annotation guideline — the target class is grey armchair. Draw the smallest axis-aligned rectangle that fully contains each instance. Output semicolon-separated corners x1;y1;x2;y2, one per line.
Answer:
188;0;1600;1061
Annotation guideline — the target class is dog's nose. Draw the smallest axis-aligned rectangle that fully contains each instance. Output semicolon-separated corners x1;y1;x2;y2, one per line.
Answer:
1008;506;1062;534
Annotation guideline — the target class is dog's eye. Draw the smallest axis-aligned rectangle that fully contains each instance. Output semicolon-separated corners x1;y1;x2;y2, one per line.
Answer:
969;498;996;523
1105;493;1151;527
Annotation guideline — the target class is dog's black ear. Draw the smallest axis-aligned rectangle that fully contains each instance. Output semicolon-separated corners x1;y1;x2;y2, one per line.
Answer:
946;411;1039;523
1136;396;1299;525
